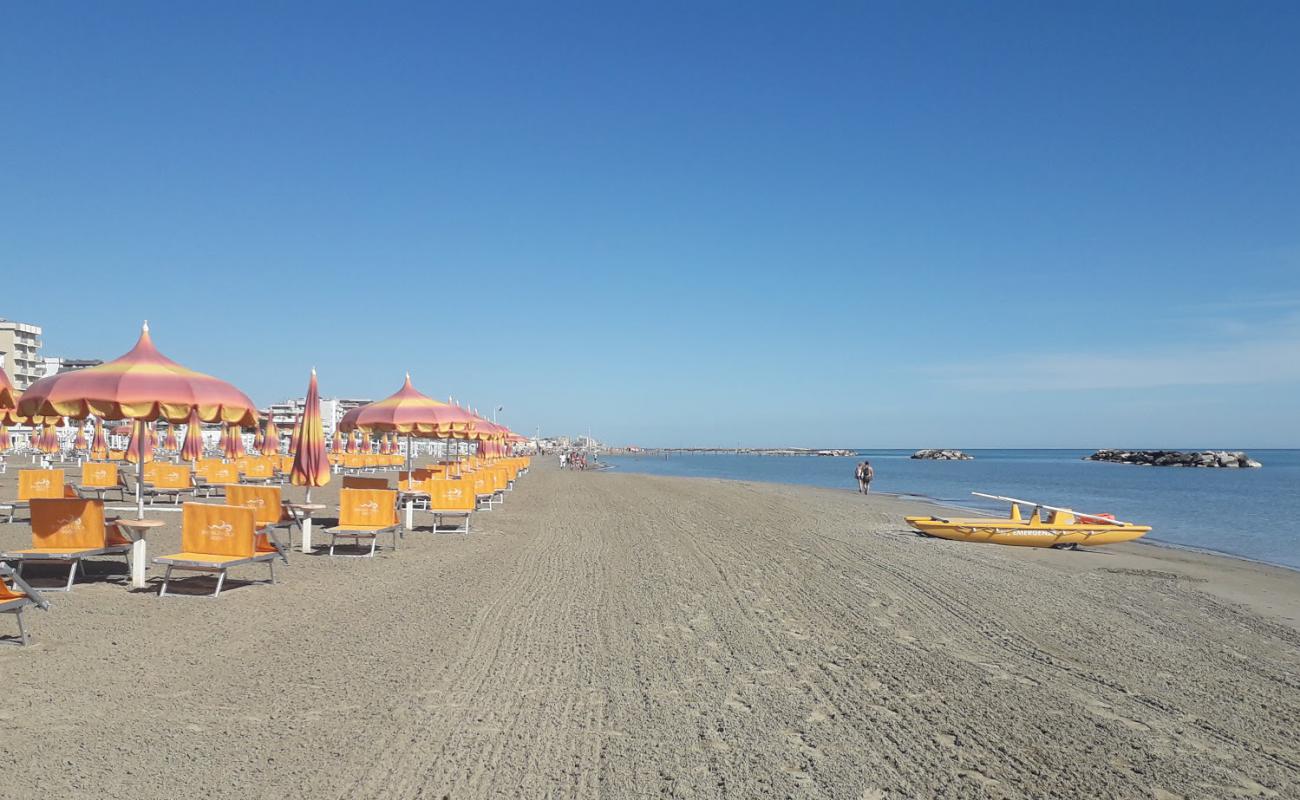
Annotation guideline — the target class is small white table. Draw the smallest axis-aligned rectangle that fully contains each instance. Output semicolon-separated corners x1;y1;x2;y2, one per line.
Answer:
111;518;164;589
288;503;326;554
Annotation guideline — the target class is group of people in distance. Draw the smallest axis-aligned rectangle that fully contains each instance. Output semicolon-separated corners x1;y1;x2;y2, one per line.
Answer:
559;450;590;471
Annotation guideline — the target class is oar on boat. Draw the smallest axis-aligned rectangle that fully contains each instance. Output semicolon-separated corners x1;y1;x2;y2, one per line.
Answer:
971;492;1135;526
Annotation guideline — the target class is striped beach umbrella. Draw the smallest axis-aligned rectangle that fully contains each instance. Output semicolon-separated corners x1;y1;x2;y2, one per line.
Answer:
345;430;359;454
0;426;9;452
73;421;88;451
162;424;179;452
338;375;480;484
330;428;342;452
17;322;258;518
261;417;280;456
252;425;265;453
290;369;331;501
222;424;244;460
289;416;302;455
181;408;203;461
125;420;155;464
91;418;108;460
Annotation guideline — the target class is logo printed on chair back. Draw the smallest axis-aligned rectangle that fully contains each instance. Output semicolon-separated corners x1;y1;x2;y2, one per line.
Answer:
340;489;397;527
20;469;66;500
31;498;106;549
182;503;255;558
225;485;284;527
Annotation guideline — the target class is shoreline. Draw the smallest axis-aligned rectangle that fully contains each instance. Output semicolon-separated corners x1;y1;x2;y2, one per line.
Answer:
599;463;1300;630
601;458;1300;575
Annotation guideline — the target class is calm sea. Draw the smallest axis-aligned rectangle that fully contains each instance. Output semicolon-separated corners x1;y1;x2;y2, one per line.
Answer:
603;449;1300;570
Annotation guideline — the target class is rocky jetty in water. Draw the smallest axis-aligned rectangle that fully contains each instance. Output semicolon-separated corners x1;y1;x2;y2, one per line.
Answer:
1085;449;1262;468
911;449;974;461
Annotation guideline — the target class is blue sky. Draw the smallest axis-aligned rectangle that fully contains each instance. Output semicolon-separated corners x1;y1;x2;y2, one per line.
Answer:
3;2;1298;447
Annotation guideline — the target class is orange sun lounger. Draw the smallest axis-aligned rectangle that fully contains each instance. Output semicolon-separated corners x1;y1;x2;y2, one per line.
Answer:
2;469;69;523
152;503;278;598
422;479;475;534
0;563;49;646
324;488;400;557
143;464;196;505
224;484;292;560
78;462;128;502
1;498;132;592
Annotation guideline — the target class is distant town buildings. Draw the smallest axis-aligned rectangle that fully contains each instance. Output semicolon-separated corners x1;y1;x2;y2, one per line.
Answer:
41;356;103;378
262;396;372;437
0;318;43;389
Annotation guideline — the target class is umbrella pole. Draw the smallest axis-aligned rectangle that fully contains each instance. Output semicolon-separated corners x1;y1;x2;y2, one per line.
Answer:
135;420;145;520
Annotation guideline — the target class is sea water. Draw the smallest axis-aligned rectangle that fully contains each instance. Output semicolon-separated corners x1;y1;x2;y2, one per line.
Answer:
603;449;1300;570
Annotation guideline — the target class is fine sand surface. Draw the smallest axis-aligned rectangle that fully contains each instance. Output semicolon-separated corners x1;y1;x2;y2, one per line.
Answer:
1;460;1298;799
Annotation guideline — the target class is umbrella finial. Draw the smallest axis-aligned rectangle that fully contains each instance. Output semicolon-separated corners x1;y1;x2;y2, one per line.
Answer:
311;366;316;376
142;320;149;332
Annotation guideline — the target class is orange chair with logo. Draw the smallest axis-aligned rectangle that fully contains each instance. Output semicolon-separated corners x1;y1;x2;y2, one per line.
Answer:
342;475;389;491
0;563;49;645
224;484;292;560
143;464;195;505
324;488;399;557
424;479;475;534
1;498;131;591
79;462;125;501
4;468;66;522
153;503;278;597
240;457;275;482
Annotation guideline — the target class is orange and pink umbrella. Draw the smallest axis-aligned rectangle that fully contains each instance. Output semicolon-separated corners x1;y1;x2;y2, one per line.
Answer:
17;322;258;517
260;417;280;456
222;424;244;460
290;369;331;501
125;420;155;464
181;408;204;461
91;418;108;460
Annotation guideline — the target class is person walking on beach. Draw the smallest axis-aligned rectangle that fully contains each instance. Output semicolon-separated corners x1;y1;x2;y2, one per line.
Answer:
856;460;874;494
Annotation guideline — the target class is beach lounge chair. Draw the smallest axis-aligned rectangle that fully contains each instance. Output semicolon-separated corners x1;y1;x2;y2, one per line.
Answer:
342;475;389;491
77;462;127;502
153;503;278;598
423;479;475;534
0;562;49;645
195;463;238;498
1;498;132;591
4;469;67;522
224;484;291;561
324;488;400;557
143;464;195;505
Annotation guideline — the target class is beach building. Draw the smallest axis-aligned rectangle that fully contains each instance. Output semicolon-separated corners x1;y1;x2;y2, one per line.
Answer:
40;356;103;378
0;318;43;389
264;396;372;438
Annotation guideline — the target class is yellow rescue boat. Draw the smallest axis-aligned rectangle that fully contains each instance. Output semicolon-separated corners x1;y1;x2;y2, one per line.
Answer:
905;493;1151;549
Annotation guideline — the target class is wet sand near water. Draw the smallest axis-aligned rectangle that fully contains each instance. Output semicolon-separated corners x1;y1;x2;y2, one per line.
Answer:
0;459;1297;798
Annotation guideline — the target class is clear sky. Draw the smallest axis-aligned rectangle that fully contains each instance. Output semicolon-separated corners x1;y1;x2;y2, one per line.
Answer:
3;2;1298;448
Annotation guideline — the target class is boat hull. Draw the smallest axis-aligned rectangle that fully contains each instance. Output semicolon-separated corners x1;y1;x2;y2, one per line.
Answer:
905;516;1150;548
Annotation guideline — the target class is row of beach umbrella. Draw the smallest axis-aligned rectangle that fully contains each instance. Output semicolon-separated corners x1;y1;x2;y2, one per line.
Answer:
0;323;525;516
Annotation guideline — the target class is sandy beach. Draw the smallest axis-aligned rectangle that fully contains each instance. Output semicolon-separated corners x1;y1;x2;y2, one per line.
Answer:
2;460;1298;799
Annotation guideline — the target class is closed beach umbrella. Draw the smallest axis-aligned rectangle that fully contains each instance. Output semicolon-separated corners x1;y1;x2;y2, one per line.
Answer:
42;421;62;454
346;430;358;454
223;424;244;460
181;408;204;461
0;365;15;411
0;426;9;452
73;421;88;451
17;322;258;517
290;369;331;501
261;417;280;456
252;425;265;453
289;416;302;455
125;420;155;464
91;418;108;460
330;428;342;452
162;424;179;452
